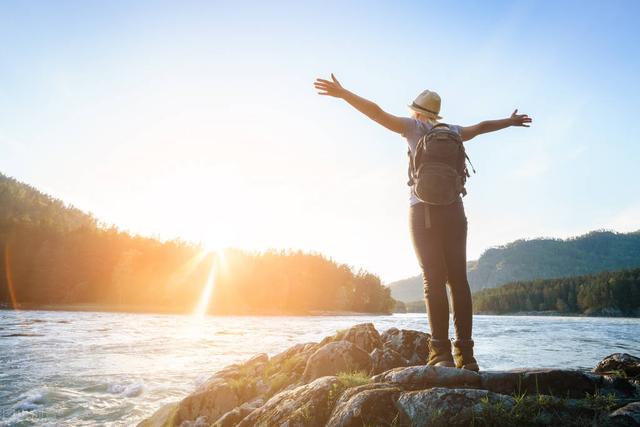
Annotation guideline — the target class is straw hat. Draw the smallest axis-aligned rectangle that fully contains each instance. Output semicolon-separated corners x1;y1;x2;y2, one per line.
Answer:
409;89;442;119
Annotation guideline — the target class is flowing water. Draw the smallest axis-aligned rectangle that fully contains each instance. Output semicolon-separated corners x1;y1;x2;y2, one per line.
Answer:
1;310;638;426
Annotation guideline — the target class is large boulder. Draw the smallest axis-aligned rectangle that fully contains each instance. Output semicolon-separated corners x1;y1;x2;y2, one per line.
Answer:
269;342;318;367
302;341;373;382
174;353;269;425
372;365;480;389
396;387;515;426
370;346;409;375
326;383;408;427
236;376;339;427
608;401;640;426
380;328;431;365
595;353;640;377
211;399;263;427
174;377;240;425
339;323;382;353
480;369;603;399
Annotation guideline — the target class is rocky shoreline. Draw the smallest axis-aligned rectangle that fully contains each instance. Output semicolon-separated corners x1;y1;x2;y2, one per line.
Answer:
138;323;640;426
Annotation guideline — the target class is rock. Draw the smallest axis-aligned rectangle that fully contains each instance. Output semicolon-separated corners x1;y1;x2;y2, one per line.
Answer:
270;342;318;366
136;327;640;427
212;399;264;427
396;387;515;426
480;369;604;398
302;341;373;382
380;328;431;365
179;416;208;427
602;375;640;398
609;401;640;426
236;376;340;427
372;365;480;389
370;346;409;375
136;402;178;427
174;377;240;425
326;383;408;427
595;353;640;377
339;323;382;353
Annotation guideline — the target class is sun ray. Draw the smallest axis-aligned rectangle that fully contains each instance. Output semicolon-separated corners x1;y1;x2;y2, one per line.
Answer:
193;251;225;317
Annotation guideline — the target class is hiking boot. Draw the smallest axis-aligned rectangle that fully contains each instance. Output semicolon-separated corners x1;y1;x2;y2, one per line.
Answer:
427;338;455;368
452;339;480;371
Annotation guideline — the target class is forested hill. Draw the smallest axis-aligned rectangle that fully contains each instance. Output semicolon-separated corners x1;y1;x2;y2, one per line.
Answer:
473;268;640;316
388;230;640;302
0;172;394;314
1;172;96;230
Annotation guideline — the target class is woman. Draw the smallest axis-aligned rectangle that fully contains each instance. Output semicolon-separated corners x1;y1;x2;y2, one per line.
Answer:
314;74;531;371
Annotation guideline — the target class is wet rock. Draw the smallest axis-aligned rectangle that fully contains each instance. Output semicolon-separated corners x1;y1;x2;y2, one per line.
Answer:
302;340;372;382
236;376;340;427
370;346;409;375
595;353;640;377
372;365;480;389
380;327;431;365
609;401;640;426
480;369;603;399
339;322;382;353
396;387;515;426
326;383;408;427
136;402;178;427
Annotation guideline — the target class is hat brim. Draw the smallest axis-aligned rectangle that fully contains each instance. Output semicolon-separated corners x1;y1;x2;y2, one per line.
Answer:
408;104;442;120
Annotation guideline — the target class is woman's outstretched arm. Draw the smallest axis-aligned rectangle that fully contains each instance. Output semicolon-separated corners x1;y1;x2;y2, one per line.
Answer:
314;74;408;135
460;109;532;142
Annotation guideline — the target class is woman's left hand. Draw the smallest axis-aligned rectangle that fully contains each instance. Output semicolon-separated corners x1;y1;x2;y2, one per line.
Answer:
510;109;532;127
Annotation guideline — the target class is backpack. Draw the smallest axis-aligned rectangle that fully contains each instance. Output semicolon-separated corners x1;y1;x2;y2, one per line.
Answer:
407;123;475;205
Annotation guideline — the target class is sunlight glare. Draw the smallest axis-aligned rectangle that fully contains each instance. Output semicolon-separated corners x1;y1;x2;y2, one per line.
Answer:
192;250;226;318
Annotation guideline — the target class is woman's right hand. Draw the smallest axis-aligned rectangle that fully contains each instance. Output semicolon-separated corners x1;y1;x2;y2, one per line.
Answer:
509;109;532;127
314;73;347;98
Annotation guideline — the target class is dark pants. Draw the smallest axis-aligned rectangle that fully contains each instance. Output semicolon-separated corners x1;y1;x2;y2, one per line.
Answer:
409;199;473;341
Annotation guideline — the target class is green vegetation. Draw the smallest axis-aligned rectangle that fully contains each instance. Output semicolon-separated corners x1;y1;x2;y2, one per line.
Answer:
335;370;372;388
389;230;640;302
327;370;372;412
0;172;394;314
473;391;622;427
473;268;640;316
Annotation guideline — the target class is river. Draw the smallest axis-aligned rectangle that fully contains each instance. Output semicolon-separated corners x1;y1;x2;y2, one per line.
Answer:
1;310;638;426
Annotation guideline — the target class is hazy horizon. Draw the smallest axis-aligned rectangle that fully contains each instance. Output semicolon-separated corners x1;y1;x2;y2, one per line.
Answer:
2;0;639;282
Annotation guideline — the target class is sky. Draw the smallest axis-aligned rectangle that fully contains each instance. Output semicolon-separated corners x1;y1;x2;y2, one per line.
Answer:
1;0;639;283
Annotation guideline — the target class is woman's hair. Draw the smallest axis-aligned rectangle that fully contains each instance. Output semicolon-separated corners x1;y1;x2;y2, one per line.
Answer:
411;110;439;125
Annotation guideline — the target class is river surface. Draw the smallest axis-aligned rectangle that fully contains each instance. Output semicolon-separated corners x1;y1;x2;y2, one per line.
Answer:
0;310;638;426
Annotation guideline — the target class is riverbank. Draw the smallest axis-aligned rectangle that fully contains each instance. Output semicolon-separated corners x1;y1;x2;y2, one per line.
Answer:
0;304;390;317
473;309;640;318
138;323;640;426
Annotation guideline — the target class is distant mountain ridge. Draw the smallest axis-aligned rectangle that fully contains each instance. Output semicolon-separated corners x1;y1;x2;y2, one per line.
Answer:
388;230;640;302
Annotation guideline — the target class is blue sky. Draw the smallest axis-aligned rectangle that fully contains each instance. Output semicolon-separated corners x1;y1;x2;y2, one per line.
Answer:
1;0;639;282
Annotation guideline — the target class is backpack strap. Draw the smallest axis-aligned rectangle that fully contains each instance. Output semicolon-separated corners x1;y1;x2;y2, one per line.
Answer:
465;153;476;174
407;149;414;186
